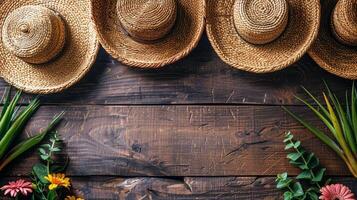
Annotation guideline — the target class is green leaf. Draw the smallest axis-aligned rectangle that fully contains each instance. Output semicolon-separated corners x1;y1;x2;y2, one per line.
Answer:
283;191;293;200
0;132;46;171
301;86;330;119
277;179;292;189
0;91;21;141
33;163;49;184
323;93;354;158
295;95;336;137
41;144;51;148
38;148;46;155
0;97;40;159
331;91;357;153
285;143;294;150
289;159;305;166
51;147;61;152
312;168;326;182
0;87;11;119
276;172;288;181
351;83;357;146
281;172;288;180
296;170;311;180
47;190;57;200
292;182;304;197
287;152;301;161
307;156;320;169
307;191;319;200
40;154;50;160
306;152;315;163
0;112;63;171
282;106;344;157
294;141;301;148
284;133;293;143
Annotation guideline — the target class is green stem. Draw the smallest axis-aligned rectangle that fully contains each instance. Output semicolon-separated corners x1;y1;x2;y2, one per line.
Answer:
287;185;294;194
287;185;304;200
47;138;56;174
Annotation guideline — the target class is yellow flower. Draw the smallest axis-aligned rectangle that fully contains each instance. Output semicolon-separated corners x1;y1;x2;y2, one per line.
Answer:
44;173;70;190
65;196;84;200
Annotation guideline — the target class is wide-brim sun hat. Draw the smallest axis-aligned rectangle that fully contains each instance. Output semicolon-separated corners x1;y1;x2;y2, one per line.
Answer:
206;0;321;73
308;0;357;79
91;0;206;68
0;0;99;94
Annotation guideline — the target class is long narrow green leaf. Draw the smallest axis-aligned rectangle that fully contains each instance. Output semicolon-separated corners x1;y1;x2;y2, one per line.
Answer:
323;93;344;142
323;94;357;165
0;112;64;171
282;106;344;157
0;87;11;120
332;93;357;153
301;86;330;119
0;98;39;159
0;88;11;140
0;91;21;138
352;83;357;146
295;95;336;136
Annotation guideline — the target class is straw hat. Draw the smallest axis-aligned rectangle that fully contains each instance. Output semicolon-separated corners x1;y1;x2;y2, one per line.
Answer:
206;0;321;73
91;0;205;68
0;0;99;94
308;0;357;79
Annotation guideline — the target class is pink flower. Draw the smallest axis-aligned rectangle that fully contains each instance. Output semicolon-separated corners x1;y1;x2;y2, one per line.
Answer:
0;179;33;197
320;184;356;200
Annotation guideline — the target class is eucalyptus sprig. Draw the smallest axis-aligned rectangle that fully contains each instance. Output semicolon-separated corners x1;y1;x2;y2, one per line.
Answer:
32;132;70;200
38;132;66;174
276;132;329;200
283;82;357;177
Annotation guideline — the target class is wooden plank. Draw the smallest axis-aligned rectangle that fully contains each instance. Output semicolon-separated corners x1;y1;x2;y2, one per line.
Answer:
1;177;356;199
1;105;351;176
0;36;351;105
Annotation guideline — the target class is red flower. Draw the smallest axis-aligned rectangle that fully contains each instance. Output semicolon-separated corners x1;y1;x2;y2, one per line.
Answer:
0;179;33;197
320;184;356;200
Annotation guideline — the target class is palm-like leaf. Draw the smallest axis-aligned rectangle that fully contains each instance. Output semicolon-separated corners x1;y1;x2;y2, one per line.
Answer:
283;83;357;178
0;88;64;172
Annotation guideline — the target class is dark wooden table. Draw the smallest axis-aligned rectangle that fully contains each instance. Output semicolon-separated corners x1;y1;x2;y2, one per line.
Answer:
0;35;356;199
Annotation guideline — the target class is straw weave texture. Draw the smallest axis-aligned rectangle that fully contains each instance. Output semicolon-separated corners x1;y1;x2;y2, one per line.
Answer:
206;0;320;73
308;0;357;79
91;0;205;68
117;0;177;41
233;0;289;45
0;0;99;94
331;0;357;46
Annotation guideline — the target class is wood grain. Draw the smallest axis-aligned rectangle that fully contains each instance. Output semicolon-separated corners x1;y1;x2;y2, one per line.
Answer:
0;36;351;105
1;177;356;200
1;105;350;176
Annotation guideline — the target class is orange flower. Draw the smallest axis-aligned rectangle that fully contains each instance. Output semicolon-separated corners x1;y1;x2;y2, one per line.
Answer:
44;173;70;190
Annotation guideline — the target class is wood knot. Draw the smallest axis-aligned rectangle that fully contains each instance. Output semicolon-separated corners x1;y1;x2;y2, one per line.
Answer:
331;0;357;46
2;5;66;64
233;0;289;44
116;0;177;41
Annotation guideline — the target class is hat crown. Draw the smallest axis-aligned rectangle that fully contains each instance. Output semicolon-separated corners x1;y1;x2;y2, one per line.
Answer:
331;0;357;46
2;5;66;64
233;0;289;45
117;0;177;41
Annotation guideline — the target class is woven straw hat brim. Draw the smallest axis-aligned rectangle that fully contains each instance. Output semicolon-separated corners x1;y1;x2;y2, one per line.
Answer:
308;0;357;80
91;0;205;68
0;0;99;94
206;0;321;73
